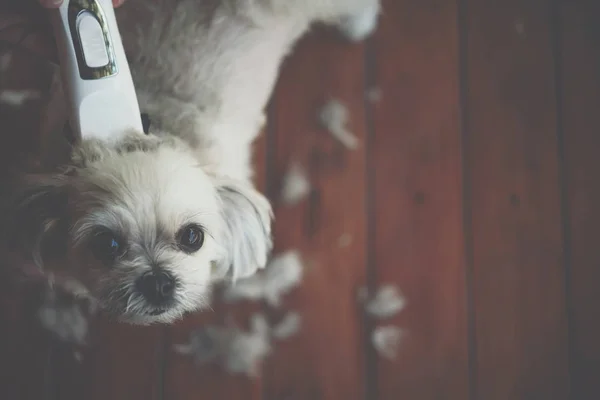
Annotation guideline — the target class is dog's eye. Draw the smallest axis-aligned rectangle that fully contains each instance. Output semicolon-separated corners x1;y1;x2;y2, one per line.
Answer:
90;231;124;264
177;224;204;253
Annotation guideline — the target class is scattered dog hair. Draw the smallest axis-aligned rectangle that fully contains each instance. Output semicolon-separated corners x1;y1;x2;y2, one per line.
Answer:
173;327;226;366
38;298;89;345
37;283;96;346
174;321;271;378
174;312;301;377
36;273;97;348
0;89;41;106
366;87;382;103
318;98;359;150
0;52;12;73
74;351;84;363
361;285;406;319
338;233;353;248
50;274;96;303
250;313;271;337
222;250;303;308
281;162;311;206
514;17;525;36
271;312;302;340
372;325;403;361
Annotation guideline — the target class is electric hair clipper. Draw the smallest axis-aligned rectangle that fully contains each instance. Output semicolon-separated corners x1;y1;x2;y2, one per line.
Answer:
50;0;144;141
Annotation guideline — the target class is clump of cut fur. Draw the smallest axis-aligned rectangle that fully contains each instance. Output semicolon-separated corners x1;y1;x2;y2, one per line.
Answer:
222;250;303;307
359;285;406;319
0;89;40;106
271;312;302;339
174;315;271;378
319;99;359;149
338;233;353;248
366;86;382;103
0;53;12;73
174;311;301;377
372;325;403;360
37;276;97;346
280;162;311;206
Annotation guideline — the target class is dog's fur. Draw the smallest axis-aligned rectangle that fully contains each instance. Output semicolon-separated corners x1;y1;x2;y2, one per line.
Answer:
3;0;380;324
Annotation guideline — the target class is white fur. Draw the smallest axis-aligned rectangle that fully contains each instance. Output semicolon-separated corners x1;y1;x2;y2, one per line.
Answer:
336;0;381;41
116;0;381;180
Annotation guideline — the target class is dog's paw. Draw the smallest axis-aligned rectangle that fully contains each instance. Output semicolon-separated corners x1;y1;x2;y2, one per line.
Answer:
337;3;380;42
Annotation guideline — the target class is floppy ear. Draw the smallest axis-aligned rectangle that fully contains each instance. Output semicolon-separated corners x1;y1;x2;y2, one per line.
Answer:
213;179;273;281
1;174;72;267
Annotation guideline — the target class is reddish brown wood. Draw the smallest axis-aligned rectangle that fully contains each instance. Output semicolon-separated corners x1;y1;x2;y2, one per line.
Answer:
465;0;569;398
163;309;264;400
0;277;52;400
369;1;469;399
559;1;600;398
0;16;55;171
49;321;164;400
0;12;58;400
263;27;368;400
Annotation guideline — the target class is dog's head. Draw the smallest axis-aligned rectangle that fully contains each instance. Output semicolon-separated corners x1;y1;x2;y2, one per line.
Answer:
3;132;272;325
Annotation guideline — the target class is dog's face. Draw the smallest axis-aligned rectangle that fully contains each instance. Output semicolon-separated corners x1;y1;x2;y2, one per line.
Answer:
5;133;272;325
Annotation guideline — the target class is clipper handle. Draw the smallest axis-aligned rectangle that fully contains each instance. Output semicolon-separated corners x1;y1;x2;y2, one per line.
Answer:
51;0;144;141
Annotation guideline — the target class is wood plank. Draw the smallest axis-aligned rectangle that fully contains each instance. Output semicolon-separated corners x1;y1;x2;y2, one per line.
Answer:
48;321;164;400
370;1;469;399
0;275;52;400
0;12;55;170
0;10;59;399
465;0;569;398
558;0;600;398
163;308;264;400
263;27;368;400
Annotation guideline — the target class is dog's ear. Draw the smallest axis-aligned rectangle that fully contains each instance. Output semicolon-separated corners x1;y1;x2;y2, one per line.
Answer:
1;173;72;267
213;179;273;281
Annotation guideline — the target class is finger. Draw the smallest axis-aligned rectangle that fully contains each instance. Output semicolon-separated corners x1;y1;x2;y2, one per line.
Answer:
39;0;123;8
39;0;63;7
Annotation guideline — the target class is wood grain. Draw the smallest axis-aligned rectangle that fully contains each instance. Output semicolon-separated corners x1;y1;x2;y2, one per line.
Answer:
263;27;368;400
163;309;264;400
0;11;58;400
464;0;569;398
559;0;600;399
0;278;52;400
369;1;469;399
49;322;164;400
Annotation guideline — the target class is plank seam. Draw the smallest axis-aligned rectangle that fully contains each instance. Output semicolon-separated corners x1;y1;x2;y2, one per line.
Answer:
363;34;379;400
457;0;478;399
549;0;575;398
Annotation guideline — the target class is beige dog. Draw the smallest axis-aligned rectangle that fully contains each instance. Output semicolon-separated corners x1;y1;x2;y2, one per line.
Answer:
4;0;380;325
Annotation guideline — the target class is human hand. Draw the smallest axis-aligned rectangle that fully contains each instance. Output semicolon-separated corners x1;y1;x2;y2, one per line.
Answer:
38;0;125;7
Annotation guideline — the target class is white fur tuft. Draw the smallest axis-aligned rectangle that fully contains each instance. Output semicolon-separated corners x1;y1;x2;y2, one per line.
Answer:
214;179;274;281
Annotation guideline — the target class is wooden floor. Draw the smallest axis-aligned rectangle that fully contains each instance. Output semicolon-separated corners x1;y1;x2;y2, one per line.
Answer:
1;0;600;399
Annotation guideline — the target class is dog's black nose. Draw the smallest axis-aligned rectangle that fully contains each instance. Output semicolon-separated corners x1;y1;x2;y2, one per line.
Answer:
136;271;175;304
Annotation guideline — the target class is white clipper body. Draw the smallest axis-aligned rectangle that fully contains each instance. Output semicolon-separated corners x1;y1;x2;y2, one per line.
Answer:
51;0;144;141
